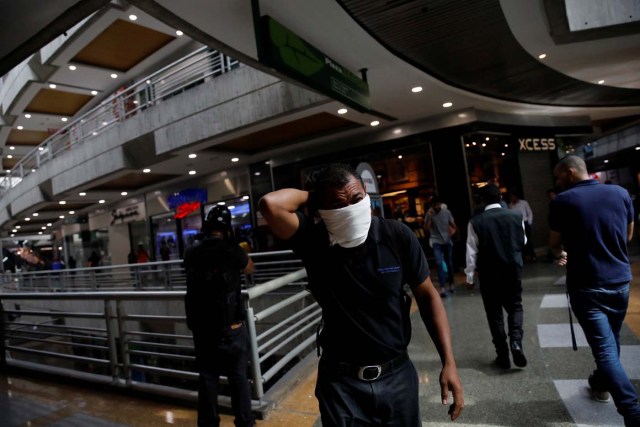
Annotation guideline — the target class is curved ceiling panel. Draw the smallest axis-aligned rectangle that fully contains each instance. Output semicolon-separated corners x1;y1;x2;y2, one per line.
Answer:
336;0;640;107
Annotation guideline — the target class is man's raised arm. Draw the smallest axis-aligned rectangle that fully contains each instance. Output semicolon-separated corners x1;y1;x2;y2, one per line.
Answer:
258;189;309;240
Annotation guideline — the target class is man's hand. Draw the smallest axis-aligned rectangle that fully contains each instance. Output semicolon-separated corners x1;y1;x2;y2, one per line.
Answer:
440;364;464;421
555;251;567;266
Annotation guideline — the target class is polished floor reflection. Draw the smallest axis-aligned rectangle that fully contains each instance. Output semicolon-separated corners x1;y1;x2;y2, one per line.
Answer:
1;259;639;426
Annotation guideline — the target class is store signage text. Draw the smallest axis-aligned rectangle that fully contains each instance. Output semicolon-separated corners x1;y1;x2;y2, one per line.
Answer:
518;138;556;151
111;204;144;225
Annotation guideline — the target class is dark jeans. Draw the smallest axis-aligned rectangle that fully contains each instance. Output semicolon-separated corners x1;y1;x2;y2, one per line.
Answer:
523;223;535;259
316;356;421;426
569;283;640;426
432;242;454;288
478;265;524;356
193;324;254;427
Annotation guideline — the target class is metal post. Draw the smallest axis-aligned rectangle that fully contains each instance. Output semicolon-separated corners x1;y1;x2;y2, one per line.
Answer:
0;301;6;367
116;300;131;384
105;300;119;381
244;305;264;399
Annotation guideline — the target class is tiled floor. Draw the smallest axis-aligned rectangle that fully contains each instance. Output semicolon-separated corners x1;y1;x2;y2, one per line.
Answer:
1;259;639;426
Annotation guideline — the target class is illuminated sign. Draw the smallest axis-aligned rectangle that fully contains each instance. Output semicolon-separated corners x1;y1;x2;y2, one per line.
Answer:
168;189;207;219
518;138;556;151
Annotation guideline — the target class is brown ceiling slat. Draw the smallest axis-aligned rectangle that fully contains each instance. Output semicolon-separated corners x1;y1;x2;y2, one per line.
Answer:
210;113;360;154
2;158;18;169
88;172;180;191
7;130;50;145
38;203;92;212
72;19;175;71
25;88;92;116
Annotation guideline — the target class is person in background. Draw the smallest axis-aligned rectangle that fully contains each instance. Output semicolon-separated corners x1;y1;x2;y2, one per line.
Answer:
136;243;150;263
509;190;535;262
87;250;101;268
550;155;639;426
425;196;457;296
465;185;528;369
259;164;463;426
159;241;171;261
184;206;255;427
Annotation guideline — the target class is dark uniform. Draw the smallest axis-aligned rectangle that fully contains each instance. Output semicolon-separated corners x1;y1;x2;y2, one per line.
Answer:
290;214;429;426
184;207;253;427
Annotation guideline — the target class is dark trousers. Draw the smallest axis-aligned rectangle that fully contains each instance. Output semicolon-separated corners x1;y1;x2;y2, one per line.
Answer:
193;325;254;427
478;265;524;357
523;223;535;259
315;356;421;426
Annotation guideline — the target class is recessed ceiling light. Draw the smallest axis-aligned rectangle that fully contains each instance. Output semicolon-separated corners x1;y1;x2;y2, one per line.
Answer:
68;65;77;71
38;232;43;235
176;30;183;36
604;159;609;163
411;86;423;93
254;171;261;176
635;146;640;151
217;201;226;205
465;144;470;147
102;121;108;126
24;114;31;118
370;120;380;126
142;168;151;173
398;155;403;159
242;195;249;200
458;113;467;118
228;205;236;210
501;152;506;156
31;168;36;172
17;126;23;130
59;201;66;205
79;192;86;196
99;199;105;204
393;129;402;134
472;141;477;146
188;153;197;159
15;226;20;229
231;157;239;162
443;102;453;108
61;117;68;122
505;144;509;147
538;53;547;59
110;73;118;79
11;229;17;233
41;226;46;230
25;218;30;221
59;215;65;219
7;155;12;159
265;161;270;165
121;191;128;196
46;223;52;226
49;83;57;89
91;90;98;95
38;147;44;151
337;108;348;115
189;170;196;175
9;146;15;150
598;80;605;84
10;234;14;237
482;143;487;147
92;132;98;136
32;213;38;216
485;137;490;141
69;211;75;214
128;14;137;21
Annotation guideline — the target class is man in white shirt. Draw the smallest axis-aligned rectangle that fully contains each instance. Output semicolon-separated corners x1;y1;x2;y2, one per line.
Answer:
466;185;527;369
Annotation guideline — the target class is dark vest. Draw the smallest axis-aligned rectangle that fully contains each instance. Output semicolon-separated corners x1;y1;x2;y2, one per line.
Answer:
470;207;524;271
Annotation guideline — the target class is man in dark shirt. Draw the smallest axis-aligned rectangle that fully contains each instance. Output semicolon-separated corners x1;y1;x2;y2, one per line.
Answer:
259;164;463;426
549;155;639;426
465;184;528;369
184;206;255;427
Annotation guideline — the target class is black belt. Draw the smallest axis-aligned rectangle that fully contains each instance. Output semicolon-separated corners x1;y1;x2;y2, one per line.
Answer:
322;353;409;381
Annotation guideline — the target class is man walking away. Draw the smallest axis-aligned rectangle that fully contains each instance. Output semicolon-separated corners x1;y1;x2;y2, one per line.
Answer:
425;197;457;297
465;184;527;369
550;155;639;426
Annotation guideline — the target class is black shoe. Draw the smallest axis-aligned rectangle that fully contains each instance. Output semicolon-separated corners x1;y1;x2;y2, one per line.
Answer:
588;372;611;403
494;354;511;369
510;341;528;368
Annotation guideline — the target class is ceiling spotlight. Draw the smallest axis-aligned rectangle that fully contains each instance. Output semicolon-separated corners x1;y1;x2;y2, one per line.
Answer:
505;144;509;147
59;215;65;219
41;226;46;230
176;30;183;36
604;159;609;163
49;83;57;89
11;229;17;233
442;102;453;108
231;157;239;162
129;14;138;21
217;201;226;205
482;143;487;147
121;191;128;196
46;223;52;226
398;155;403;159
242;195;249;200
110;73;118;79
6;155;12;159
188;153;197;159
91;90;98;95
538;53;547;59
69;211;75;214
393;129;402;134
79;192;86;196
32;213;38;216
38;147;44;151
10;234;14;237
31;169;36;172
17;126;23;130
25;217;30;221
598;80;605;84
188;170;196;175
92;132;98;136
61;117;68;122
635;146;640;151
24;114;31;118
472;141;477;146
68;65;77;71
59;201;66;205
411;86;423;93
458;113;467;118
142;168;151;173
99;199;105;204
370;120;380;126
485;137;490;141
254;171;261;176
337;108;348;115
15;226;20;229
38;232;43;235
465;144;470;147
501;152;506;156
9;146;15;150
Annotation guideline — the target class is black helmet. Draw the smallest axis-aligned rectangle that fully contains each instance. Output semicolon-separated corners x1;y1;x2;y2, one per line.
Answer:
203;205;232;235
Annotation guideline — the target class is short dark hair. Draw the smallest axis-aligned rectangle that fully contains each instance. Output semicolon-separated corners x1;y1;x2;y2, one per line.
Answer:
481;184;502;205
557;155;587;174
312;163;362;197
431;196;443;205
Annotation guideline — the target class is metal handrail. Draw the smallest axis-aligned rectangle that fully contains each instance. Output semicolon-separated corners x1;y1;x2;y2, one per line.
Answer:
0;262;316;412
0;46;240;192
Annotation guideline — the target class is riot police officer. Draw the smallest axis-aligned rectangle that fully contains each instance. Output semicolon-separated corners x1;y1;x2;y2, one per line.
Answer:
184;205;255;427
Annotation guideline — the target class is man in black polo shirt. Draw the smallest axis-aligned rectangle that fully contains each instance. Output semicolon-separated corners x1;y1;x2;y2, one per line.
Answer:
550;155;639;426
259;164;463;426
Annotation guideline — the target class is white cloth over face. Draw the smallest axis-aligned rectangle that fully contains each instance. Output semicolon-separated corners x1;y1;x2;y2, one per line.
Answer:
318;194;372;248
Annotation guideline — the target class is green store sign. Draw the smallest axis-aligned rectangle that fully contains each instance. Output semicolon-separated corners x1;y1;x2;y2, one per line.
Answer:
258;16;371;112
